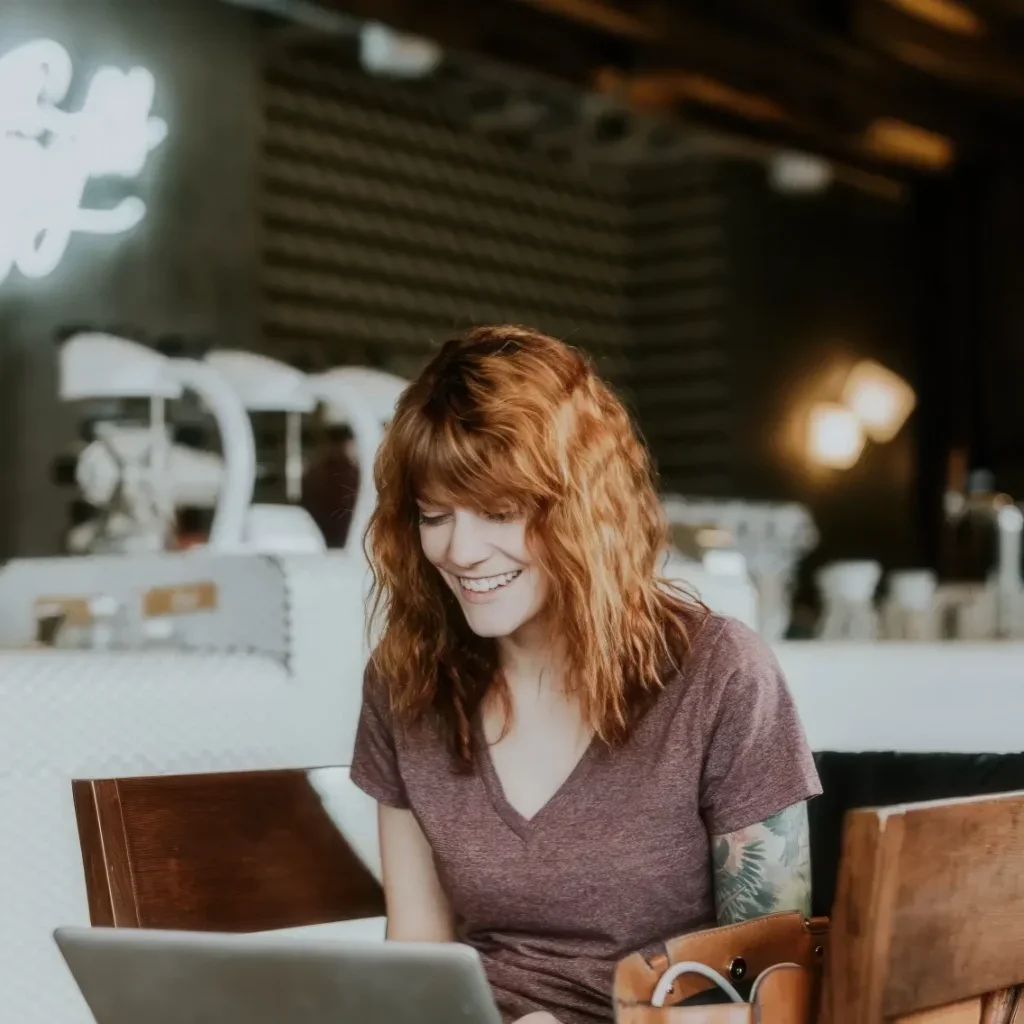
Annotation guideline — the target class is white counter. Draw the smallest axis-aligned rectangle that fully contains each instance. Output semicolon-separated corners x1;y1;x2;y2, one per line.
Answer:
776;640;1024;754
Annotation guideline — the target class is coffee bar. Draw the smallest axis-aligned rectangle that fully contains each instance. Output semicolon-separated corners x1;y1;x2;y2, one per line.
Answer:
3;0;1024;1020
1;332;1022;1019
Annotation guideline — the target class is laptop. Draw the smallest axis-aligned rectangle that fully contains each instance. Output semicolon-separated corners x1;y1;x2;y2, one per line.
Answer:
54;926;503;1024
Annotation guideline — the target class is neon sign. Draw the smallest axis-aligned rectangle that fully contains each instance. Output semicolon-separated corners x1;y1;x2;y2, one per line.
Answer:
0;39;168;286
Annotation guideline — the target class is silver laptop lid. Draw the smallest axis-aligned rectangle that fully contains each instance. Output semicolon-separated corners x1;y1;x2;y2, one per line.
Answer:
55;926;503;1024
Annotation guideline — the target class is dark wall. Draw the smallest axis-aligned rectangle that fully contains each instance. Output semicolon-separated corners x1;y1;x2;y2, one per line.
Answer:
0;0;262;557
0;4;973;571
628;163;732;497
722;164;920;573
254;46;737;498
972;158;1024;500
257;45;633;385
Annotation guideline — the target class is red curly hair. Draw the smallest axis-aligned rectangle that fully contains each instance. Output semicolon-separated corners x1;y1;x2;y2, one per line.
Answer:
365;325;703;768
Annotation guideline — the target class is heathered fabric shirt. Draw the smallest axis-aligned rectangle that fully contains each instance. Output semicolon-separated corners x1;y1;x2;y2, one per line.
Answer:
350;615;821;1024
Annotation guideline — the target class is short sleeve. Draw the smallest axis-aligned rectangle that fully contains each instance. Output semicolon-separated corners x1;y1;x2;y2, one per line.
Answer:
699;619;821;835
349;663;410;809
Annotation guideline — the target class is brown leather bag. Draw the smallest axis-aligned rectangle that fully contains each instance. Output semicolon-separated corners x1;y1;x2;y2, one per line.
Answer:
613;912;829;1023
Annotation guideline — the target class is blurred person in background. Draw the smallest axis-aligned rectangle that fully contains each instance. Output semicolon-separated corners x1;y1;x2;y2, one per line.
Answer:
351;325;821;1024
301;424;360;548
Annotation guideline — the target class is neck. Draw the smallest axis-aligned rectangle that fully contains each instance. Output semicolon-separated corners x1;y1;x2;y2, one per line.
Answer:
497;615;563;693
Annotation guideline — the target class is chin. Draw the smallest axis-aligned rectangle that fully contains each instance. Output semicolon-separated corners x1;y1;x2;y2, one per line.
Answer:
461;615;523;639
459;606;532;639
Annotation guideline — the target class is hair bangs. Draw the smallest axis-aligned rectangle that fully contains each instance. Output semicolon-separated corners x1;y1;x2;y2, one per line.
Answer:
404;412;539;515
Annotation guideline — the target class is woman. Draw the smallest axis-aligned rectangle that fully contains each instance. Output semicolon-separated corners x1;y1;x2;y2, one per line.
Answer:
351;326;821;1024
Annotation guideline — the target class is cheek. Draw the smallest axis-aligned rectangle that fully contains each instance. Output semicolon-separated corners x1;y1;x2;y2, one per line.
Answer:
502;522;535;565
418;526;445;567
527;568;549;607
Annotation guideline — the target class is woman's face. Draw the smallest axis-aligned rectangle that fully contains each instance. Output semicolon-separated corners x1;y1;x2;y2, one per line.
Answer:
417;503;548;639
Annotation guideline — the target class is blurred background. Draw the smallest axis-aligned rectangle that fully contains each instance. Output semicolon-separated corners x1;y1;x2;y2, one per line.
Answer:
5;9;1024;1019
2;0;1023;634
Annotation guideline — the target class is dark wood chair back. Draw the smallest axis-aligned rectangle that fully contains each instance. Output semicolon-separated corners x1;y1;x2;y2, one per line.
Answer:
72;768;384;933
825;790;1024;1024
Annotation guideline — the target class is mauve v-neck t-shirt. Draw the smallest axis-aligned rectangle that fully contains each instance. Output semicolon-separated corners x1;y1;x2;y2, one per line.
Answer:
350;615;821;1024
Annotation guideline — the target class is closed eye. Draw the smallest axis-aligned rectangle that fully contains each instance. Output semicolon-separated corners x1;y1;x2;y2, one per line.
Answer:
417;511;450;526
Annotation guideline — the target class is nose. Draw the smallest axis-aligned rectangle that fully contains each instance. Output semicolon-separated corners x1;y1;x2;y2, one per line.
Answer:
447;510;490;569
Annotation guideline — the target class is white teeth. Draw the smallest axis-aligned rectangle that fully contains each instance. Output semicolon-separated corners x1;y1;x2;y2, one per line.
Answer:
459;570;522;593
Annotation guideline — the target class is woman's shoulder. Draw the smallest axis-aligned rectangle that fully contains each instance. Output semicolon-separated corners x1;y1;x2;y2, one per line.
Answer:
691;612;771;660
677;610;771;664
665;612;783;700
360;651;445;749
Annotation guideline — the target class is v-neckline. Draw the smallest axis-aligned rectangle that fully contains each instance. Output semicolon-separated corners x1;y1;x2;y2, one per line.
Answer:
474;716;598;841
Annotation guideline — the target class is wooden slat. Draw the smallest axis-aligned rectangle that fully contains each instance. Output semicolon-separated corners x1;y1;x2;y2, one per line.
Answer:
895;1000;984;1024
828;792;1024;1022
72;780;114;928
73;769;384;934
72;779;141;928
888;794;1024;1016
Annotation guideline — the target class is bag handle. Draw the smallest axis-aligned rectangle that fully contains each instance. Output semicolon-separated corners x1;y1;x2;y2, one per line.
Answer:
651;960;806;1009
748;963;802;1003
650;962;746;1008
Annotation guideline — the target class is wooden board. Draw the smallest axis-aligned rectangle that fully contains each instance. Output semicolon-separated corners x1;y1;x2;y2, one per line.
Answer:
73;769;384;933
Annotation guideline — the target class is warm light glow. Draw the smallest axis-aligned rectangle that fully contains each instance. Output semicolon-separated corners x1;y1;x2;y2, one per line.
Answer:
886;0;985;37
0;39;167;287
807;403;865;470
864;119;954;171
842;360;916;443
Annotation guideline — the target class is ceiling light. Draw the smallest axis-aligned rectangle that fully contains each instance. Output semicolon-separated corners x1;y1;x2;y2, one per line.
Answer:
360;23;441;79
885;0;985;37
864;119;954;170
842;360;916;443
807;403;866;470
768;152;834;194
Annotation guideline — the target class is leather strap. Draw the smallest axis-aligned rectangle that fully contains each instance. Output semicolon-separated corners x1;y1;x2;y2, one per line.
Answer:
662;913;827;1005
616;1005;753;1023
613;913;829;1018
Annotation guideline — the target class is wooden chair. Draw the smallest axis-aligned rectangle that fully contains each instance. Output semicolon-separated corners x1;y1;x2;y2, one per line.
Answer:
825;790;1024;1024
72;768;385;932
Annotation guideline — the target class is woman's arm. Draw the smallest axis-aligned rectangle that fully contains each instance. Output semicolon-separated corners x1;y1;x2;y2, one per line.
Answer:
379;804;456;942
711;801;812;925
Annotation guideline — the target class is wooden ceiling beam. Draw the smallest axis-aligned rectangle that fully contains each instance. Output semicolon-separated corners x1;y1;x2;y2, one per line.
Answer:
306;0;997;170
511;0;659;42
645;0;982;129
503;0;980;148
855;0;1024;99
627;9;986;171
303;0;624;89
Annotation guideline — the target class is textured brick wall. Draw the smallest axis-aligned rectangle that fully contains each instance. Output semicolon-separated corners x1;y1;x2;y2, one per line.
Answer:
258;47;730;494
260;52;632;382
628;163;731;495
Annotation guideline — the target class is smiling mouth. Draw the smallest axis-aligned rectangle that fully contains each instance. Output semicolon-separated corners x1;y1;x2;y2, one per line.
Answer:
458;569;523;594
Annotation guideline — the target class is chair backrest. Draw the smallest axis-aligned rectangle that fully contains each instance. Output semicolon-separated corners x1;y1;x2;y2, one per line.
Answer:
72;768;384;932
825;790;1024;1024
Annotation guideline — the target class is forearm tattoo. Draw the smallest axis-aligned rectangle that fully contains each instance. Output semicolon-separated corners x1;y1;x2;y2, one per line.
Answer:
712;802;812;925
